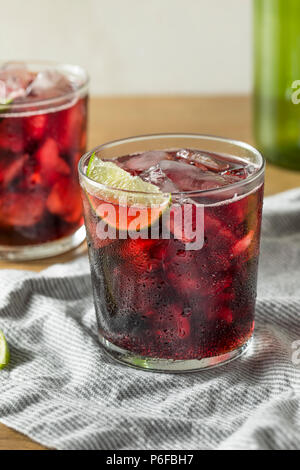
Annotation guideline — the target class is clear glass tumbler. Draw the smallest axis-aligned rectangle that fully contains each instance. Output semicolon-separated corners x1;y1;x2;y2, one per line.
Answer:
79;134;265;372
0;61;89;260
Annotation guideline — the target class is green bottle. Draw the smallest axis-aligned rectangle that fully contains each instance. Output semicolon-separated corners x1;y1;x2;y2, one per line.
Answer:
254;0;300;170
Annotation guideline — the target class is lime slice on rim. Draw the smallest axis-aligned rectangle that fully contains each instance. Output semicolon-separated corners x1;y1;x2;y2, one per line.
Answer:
85;154;171;231
86;154;170;207
0;330;10;369
0;98;13;114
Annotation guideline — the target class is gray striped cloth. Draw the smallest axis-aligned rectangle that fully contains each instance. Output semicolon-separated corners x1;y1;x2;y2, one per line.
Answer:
0;188;300;450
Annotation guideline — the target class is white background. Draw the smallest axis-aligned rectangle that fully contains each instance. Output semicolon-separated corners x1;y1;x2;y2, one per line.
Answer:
1;0;252;95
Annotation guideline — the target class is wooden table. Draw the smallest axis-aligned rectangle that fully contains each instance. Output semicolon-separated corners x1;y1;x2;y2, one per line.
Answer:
1;95;300;450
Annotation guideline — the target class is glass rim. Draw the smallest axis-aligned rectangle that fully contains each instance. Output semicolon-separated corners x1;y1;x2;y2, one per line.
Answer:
0;60;89;113
78;133;265;197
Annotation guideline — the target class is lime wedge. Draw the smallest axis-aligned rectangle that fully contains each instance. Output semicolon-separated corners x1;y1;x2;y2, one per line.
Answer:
85;154;171;231
0;98;13;114
0;330;10;369
86;154;171;208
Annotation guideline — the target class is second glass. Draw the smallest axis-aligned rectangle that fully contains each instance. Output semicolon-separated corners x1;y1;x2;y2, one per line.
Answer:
0;61;89;260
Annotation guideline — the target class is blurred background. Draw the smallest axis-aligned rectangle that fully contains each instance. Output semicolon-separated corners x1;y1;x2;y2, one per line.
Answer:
1;0;252;95
1;0;300;177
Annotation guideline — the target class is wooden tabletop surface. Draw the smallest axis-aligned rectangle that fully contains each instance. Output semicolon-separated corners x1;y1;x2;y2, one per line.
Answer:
1;95;300;450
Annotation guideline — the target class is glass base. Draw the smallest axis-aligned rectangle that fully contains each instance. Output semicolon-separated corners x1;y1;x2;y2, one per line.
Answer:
0;225;86;261
99;334;253;373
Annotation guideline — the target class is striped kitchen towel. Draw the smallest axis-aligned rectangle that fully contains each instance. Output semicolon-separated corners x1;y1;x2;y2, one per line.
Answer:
0;188;299;450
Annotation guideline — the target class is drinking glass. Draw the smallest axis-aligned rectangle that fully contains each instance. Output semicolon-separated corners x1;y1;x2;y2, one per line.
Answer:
79;134;265;372
0;61;89;260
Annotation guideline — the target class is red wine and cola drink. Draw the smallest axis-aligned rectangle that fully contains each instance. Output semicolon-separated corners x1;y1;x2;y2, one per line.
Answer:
79;135;265;372
0;62;89;260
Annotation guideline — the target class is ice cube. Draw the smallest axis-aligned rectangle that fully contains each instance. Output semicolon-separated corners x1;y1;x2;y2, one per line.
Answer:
27;70;74;100
158;160;239;191
46;176;82;223
122;151;169;172
177;149;230;172
139;164;178;192
35;138;70;186
0;153;28;187
0;191;45;227
158;160;207;191
221;166;249;179
0;62;36;104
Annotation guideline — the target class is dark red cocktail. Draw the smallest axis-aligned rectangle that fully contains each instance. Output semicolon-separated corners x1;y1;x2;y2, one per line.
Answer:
79;135;265;372
0;62;88;260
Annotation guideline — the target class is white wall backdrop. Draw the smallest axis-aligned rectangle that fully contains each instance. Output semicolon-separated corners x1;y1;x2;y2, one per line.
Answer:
1;0;252;95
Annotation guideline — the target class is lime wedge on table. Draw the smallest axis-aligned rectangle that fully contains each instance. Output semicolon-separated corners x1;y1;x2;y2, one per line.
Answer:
85;155;171;230
0;330;10;369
